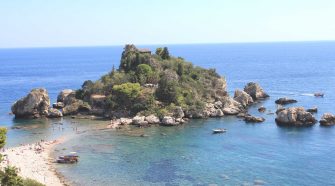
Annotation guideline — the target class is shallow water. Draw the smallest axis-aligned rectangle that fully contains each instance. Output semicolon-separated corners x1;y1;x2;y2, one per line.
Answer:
1;42;335;185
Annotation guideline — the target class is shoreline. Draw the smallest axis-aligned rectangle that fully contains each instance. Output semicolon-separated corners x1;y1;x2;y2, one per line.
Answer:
1;137;70;186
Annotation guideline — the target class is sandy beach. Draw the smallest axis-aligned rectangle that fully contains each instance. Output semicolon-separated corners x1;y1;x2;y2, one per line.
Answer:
0;138;66;186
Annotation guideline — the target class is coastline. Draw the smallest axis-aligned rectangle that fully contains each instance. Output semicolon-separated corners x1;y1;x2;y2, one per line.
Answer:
1;137;69;186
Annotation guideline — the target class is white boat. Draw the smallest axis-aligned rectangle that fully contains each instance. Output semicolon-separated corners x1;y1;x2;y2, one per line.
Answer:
212;128;227;134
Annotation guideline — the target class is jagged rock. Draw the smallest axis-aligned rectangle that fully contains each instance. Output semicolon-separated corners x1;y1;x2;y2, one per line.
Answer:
173;107;185;118
213;78;228;99
213;109;224;117
275;97;297;105
234;89;254;107
244;82;269;100
145;115;160;124
307;107;318;113
319;113;335;126
63;91;77;106
57;89;75;102
120;118;133;125
275;107;317;126
258;106;266;112
47;108;63;118
11;88;50;118
52;102;64;109
162;116;177;126
214;101;223;109
62;100;91;115
244;115;265;123
221;97;244;115
132;116;145;125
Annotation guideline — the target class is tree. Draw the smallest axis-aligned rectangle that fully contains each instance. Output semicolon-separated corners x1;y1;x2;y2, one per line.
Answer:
0;128;7;149
0;166;23;186
161;47;170;60
155;47;170;60
177;62;184;76
156;77;179;103
136;64;153;85
111;83;141;108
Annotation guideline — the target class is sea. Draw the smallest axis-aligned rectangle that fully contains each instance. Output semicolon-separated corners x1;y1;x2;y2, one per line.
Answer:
0;42;335;185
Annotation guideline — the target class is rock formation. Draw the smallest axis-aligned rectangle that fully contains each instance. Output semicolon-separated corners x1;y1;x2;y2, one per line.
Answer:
244;82;269;100
11;88;50;118
234;89;254;108
275;107;317;126
319;113;335;126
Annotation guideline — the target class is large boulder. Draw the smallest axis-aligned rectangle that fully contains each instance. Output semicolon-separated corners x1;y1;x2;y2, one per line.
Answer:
47;108;63;118
161;116;177;126
244;82;269;100
132;116;145;125
145;115;160;124
275;97;297;105
319;113;335;126
275;107;317;126
11;88;50;118
57;89;75;102
234;89;254;107
62;100;91;115
120;118;133;125
244;115;265;123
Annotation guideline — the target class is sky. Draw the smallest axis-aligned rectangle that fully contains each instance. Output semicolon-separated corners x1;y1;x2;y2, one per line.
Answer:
1;0;335;48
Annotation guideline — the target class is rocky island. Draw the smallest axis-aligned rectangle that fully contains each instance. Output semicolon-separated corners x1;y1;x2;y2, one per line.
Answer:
12;45;269;127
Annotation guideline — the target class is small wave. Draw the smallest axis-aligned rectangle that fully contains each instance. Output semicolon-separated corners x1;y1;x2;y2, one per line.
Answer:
270;91;297;95
301;93;314;96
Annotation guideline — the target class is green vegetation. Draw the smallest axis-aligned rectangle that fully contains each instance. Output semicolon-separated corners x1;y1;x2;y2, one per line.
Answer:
76;44;226;117
0;127;45;186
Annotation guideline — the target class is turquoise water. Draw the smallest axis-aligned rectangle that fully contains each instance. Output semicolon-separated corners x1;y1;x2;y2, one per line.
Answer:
1;42;335;185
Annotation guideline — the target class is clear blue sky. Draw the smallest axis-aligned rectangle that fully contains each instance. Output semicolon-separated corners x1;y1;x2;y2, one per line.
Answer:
1;0;335;48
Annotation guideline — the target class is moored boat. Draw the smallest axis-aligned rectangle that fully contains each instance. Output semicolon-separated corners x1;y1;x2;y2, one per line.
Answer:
212;128;227;134
56;152;79;164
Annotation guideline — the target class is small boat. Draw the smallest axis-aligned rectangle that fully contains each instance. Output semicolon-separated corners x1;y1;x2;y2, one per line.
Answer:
56;153;79;164
212;128;227;134
314;92;324;97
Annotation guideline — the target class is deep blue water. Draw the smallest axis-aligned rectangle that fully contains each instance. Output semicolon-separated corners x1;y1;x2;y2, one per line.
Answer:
1;42;335;185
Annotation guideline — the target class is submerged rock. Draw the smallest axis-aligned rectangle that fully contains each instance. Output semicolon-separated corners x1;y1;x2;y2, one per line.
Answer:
258;106;266;112
275;107;317;126
11;88;50;118
233;89;254;108
319;113;335;126
244;82;269;100
275;97;297;105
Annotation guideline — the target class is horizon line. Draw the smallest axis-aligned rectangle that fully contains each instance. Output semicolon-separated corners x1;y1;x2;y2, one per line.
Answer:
1;39;335;50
